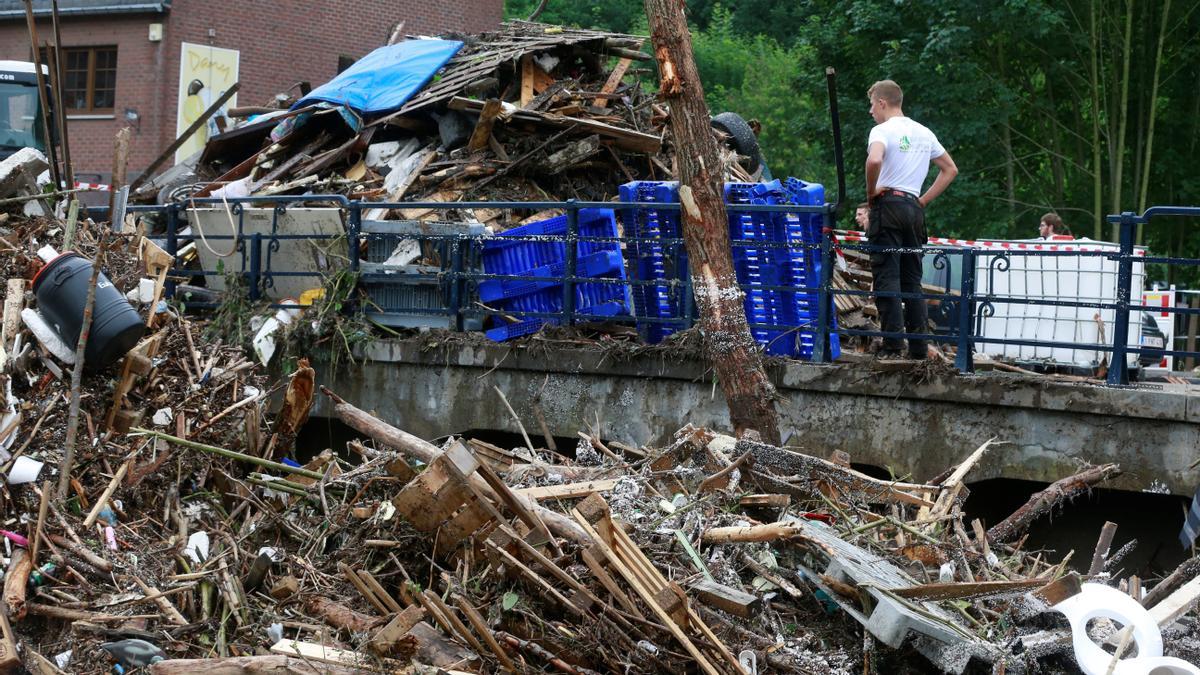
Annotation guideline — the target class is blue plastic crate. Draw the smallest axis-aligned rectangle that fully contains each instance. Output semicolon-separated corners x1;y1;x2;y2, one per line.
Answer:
480;209;632;341
620;178;840;360
619;181;688;343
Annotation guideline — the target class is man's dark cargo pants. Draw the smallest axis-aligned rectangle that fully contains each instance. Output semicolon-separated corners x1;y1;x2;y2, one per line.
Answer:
868;193;929;358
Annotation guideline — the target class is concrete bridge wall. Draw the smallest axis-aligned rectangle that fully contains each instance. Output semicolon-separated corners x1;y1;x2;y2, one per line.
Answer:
312;339;1200;495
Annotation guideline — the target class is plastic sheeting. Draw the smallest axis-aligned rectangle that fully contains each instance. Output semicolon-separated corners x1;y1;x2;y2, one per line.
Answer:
294;39;462;117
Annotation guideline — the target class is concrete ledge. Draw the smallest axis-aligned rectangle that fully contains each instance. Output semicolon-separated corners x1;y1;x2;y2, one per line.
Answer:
315;338;1199;496
355;339;1194;423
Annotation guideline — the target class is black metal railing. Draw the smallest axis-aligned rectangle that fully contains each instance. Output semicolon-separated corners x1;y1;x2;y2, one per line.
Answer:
131;196;1200;386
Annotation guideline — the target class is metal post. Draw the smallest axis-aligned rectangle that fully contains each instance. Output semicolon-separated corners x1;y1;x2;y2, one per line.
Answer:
955;248;976;373
347;203;361;274
1106;212;1137;385
164;204;179;297
812;212;834;362
449;235;465;332
248;232;262;302
562;199;578;326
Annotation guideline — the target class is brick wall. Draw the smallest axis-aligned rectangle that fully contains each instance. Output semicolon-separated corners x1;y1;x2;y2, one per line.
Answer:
0;0;502;180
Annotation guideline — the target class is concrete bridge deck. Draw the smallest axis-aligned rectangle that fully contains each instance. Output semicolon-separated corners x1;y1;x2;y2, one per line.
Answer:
312;337;1200;496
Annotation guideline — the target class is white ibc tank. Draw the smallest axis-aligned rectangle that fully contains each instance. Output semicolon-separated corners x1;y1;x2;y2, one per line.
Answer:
973;238;1145;367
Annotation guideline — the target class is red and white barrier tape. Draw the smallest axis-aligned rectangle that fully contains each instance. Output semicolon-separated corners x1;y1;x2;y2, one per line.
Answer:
834;229;1147;256
73;182;111;192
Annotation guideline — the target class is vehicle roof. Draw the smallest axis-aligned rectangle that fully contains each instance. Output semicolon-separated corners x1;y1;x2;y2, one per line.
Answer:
0;60;46;75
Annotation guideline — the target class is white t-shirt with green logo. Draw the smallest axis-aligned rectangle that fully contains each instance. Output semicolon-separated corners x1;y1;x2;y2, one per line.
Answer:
868;116;945;197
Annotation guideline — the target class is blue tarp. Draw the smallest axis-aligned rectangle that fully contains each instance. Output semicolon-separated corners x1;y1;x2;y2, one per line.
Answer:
294;39;463;117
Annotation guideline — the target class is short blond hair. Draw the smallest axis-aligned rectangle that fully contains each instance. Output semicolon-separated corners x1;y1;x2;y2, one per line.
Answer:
868;80;903;107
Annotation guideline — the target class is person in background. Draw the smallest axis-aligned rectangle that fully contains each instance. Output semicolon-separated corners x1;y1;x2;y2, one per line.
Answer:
855;202;870;230
1039;213;1073;239
864;79;958;359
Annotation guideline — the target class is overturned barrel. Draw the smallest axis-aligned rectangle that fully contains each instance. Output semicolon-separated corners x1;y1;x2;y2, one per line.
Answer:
32;252;145;369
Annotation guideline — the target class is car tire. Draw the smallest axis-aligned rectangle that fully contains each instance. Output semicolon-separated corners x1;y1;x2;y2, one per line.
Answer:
711;112;761;173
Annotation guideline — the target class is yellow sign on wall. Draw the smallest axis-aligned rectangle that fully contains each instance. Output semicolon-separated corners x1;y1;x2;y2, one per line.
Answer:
175;42;239;163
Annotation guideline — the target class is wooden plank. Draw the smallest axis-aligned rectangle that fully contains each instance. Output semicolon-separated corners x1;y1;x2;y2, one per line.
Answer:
368;605;424;656
581;545;643;618
593;55;635;109
520;55;535;107
690;579;760;618
129;82;241;191
571;511;723;675
1031;572;1082;606
516;479;619;501
929;438;998;518
467;98;504;152
269;639;390;671
890;579;1045;602
448;96;661;154
1149;572;1200;628
422;589;486;656
739;494;790;509
454;594;517;673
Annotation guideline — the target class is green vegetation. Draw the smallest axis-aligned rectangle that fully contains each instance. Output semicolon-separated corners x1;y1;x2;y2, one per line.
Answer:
505;0;1200;283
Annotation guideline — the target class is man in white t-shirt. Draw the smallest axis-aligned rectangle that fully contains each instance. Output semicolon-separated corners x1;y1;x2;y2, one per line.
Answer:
864;79;958;359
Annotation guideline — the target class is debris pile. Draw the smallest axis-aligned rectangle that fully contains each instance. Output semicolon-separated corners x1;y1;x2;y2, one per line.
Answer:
137;21;763;232
0;202;1197;674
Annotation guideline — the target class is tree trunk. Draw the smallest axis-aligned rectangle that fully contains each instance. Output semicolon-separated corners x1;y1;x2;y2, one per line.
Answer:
1088;0;1104;239
986;463;1121;544
643;0;780;444
150;656;365;675
1109;0;1134;240
1136;0;1170;239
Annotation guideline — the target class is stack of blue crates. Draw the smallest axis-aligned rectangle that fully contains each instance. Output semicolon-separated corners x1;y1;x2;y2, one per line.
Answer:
618;179;839;360
618;181;687;343
479;208;632;341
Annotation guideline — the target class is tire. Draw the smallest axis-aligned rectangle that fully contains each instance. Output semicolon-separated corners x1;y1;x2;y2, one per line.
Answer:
711;111;761;173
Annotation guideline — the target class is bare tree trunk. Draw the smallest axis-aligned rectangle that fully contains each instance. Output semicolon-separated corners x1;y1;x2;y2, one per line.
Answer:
643;0;780;444
1109;0;1134;240
987;463;1121;544
1136;0;1170;246
1088;0;1105;239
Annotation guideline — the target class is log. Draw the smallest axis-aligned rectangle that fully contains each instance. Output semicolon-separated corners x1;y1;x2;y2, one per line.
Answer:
1143;556;1200;609
150;655;366;675
1087;521;1119;577
644;0;780;443
702;522;802;544
304;596;383;633
3;547;31;620
320;387;589;545
986;464;1121;544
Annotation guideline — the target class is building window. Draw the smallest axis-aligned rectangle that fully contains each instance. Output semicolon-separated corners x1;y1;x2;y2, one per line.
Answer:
39;46;117;113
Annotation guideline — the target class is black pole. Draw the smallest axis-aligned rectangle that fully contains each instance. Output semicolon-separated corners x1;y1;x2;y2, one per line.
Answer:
825;66;846;220
50;0;72;187
21;1;61;190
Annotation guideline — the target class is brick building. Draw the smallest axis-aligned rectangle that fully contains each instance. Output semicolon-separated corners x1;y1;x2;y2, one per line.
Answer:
0;0;502;182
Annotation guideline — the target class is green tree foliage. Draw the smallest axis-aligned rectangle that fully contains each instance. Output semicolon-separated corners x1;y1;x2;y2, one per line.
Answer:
502;0;1200;282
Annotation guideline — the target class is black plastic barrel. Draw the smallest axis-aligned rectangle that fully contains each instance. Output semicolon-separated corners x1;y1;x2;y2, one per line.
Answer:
32;252;145;369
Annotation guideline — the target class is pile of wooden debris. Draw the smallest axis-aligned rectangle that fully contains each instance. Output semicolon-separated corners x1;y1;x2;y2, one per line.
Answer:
1;214;1197;674
133;21;761;232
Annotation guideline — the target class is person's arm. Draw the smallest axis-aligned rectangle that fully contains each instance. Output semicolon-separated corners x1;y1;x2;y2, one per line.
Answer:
919;151;958;207
865;142;885;201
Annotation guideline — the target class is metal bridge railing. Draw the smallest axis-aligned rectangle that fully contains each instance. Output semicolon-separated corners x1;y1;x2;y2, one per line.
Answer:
131;196;1200;386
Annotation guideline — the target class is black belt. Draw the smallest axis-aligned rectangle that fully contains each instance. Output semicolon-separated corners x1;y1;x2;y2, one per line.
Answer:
879;188;918;201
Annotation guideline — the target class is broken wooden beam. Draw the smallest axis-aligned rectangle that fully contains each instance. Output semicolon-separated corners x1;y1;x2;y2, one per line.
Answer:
689;579;760;618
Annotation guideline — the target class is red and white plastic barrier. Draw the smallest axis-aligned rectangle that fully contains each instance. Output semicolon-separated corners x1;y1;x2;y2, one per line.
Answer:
73;182;111;192
834;229;1147;255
